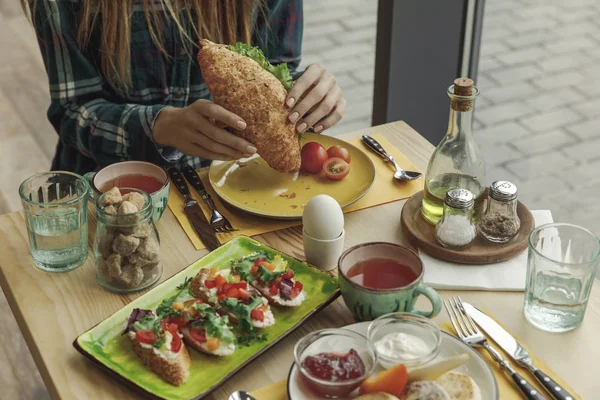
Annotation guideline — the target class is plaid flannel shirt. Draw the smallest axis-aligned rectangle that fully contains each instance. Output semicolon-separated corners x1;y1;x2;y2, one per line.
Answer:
31;0;303;174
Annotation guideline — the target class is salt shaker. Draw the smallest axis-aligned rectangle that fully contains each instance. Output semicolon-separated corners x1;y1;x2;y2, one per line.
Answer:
435;188;477;250
479;181;521;243
302;194;345;271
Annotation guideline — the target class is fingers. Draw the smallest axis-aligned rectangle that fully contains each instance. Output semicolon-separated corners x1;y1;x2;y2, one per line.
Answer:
192;99;247;130
289;74;336;133
200;122;257;155
286;64;325;109
188;130;252;159
314;97;347;133
299;85;343;131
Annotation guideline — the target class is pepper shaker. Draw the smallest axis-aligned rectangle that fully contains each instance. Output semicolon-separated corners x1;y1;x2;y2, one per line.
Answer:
435;188;477;250
479;181;521;243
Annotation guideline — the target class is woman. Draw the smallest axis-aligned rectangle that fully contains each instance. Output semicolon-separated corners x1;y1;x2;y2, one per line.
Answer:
23;0;346;174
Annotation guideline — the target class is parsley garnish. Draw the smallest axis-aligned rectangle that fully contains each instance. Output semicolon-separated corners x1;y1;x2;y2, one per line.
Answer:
238;331;268;347
176;276;192;290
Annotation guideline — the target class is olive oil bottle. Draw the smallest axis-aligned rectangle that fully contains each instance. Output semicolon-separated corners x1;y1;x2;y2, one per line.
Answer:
422;78;486;225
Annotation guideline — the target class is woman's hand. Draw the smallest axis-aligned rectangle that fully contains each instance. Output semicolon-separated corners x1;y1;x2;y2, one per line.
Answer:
285;64;346;134
153;99;257;160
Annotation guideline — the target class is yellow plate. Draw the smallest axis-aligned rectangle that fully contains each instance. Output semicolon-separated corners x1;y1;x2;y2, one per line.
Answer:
208;133;376;219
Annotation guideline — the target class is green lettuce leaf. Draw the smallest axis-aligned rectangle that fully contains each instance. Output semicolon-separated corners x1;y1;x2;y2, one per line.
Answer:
257;265;283;285
228;42;293;91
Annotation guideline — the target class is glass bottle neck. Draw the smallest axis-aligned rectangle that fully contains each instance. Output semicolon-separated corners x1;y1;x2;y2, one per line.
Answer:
447;107;473;139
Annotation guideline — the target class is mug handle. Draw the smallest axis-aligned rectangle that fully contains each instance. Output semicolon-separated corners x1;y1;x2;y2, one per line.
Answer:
409;285;442;318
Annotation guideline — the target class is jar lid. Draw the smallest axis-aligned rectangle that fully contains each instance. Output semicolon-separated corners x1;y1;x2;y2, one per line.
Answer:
490;181;518;202
444;188;474;209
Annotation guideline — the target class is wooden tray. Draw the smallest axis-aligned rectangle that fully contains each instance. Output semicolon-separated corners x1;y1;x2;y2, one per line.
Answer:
401;191;535;264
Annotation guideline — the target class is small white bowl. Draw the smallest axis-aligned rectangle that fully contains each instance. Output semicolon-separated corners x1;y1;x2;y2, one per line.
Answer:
303;229;345;271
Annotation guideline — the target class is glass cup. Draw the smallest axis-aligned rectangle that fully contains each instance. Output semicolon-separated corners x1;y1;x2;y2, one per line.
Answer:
524;223;600;332
19;172;90;272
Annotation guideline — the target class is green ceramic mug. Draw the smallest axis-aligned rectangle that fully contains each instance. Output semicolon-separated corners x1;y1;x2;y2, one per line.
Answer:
84;161;170;224
338;242;441;321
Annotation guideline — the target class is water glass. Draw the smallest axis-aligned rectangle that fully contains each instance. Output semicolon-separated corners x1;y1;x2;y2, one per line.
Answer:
19;172;90;272
524;223;600;332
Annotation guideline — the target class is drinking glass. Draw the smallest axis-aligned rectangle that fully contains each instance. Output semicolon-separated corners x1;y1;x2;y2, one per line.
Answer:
19;172;90;272
524;223;600;332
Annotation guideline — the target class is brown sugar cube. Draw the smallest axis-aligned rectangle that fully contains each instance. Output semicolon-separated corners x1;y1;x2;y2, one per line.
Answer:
97;257;113;283
98;231;114;258
117;265;144;288
136;236;160;262
122;192;145;212
106;253;122;278
103;205;118;214
112;234;140;256
100;187;122;206
121;222;153;238
117;201;140;225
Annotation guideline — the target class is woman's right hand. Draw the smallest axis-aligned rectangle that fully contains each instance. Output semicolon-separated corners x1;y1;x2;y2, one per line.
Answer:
153;99;257;160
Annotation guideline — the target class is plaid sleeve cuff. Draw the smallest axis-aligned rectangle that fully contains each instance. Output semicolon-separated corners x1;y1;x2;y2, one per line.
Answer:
145;105;184;163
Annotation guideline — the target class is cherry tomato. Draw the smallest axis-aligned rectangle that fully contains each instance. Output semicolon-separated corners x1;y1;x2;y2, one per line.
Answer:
251;309;265;322
161;317;185;331
226;287;240;299
282;269;294;280
229;282;248;290
327;145;351;163
323;157;350;180
250;265;259;274
301;142;328;173
135;330;156;345
204;279;216;289
170;331;182;352
269;284;279;296
220;283;232;295
189;328;207;343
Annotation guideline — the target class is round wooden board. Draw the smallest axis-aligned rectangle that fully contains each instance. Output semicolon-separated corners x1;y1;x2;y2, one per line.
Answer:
401;191;535;264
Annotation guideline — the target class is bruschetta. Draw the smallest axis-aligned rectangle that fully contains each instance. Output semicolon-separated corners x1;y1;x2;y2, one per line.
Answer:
230;253;305;307
190;268;275;329
124;308;191;386
156;289;237;357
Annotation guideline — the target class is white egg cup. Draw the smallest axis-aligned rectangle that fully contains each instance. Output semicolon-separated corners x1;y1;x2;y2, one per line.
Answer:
303;229;345;272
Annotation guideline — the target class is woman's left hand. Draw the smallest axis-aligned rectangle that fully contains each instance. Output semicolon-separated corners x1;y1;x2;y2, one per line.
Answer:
285;64;346;134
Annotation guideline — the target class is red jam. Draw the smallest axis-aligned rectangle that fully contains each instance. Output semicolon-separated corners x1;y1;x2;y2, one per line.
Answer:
301;349;366;382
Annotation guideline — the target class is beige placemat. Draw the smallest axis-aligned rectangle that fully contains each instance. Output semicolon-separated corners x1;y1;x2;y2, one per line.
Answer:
249;317;581;400
168;134;423;250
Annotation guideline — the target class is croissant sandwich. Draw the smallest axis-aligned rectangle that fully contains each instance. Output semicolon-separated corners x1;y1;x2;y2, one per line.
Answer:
198;39;301;173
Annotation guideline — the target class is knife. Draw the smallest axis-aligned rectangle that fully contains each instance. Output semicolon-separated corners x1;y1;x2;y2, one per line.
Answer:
167;167;220;251
180;164;220;213
463;303;574;400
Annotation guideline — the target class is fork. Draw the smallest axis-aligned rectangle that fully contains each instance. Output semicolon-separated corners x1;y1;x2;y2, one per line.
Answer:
180;165;237;233
444;297;547;400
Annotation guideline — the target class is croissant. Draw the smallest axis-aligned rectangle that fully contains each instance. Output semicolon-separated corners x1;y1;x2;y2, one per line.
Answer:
198;39;301;173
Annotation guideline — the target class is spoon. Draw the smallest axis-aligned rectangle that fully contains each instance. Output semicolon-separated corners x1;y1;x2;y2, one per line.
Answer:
228;391;256;400
362;135;422;181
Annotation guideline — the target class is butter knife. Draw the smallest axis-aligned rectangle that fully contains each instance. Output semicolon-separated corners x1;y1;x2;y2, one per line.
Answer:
463;303;573;400
167;167;220;251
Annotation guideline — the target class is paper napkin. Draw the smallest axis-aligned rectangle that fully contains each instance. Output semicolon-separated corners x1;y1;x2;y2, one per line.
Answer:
422;210;553;291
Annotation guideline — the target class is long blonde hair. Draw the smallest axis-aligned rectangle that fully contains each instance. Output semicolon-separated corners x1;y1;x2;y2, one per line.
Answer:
22;0;261;92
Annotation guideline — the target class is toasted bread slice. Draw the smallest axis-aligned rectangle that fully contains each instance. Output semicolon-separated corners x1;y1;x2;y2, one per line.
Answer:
435;372;482;400
251;281;306;307
198;39;301;173
130;335;190;386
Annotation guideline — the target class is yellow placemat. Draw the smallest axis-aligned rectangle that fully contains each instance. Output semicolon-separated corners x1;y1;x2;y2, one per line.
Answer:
248;318;581;400
169;134;423;250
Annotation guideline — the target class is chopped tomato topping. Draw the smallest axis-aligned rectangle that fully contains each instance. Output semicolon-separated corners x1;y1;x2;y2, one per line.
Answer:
253;258;266;268
184;298;204;306
220;283;232;295
275;277;282;286
189;328;207;343
161;316;185;330
172;302;185;311
251;309;265;322
238;288;253;299
204;279;217;289
269;284;278;296
135;330;156;345
214;274;227;288
230;282;247;290
226;287;240;299
282;269;294;280
250;264;259;274
218;294;227;303
170;331;182;353
291;281;304;299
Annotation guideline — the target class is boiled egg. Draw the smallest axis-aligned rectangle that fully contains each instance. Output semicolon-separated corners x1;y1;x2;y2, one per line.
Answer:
302;194;344;240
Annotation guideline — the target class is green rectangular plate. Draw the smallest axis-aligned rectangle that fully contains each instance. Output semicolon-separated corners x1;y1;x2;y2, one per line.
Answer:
74;236;339;399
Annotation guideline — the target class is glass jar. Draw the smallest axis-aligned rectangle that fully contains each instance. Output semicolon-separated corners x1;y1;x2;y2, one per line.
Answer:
422;78;486;225
94;187;162;292
435;188;477;250
479;181;521;243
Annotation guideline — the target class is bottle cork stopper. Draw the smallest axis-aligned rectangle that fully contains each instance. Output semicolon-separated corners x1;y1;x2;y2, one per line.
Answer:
453;78;474;96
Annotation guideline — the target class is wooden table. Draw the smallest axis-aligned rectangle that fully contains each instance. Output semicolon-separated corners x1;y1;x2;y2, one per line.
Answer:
0;121;597;399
